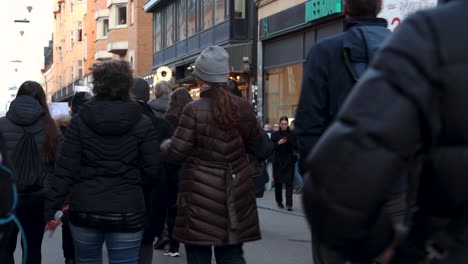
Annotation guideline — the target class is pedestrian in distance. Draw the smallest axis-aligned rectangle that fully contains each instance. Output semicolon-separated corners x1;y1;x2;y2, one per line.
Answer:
161;45;270;264
162;87;193;258
54;91;92;264
130;77;172;264
45;60;162;264
271;116;297;211
149;80;172;118
303;0;468;263
0;81;61;264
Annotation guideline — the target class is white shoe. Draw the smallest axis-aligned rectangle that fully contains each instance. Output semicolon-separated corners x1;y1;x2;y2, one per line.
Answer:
163;250;171;256
169;252;180;257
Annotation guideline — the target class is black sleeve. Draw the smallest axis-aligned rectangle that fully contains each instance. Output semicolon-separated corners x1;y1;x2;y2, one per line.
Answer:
45;116;81;220
294;43;330;173
303;13;440;261
139;120;162;183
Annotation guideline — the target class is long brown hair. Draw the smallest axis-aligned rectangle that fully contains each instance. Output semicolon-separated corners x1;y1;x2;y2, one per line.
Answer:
17;81;59;162
166;87;193;118
203;82;240;131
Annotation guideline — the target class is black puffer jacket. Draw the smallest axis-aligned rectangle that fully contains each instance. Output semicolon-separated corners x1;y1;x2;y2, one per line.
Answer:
45;100;161;232
0;96;49;196
303;2;468;263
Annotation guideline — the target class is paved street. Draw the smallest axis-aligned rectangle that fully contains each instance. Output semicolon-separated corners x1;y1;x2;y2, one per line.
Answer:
14;192;312;264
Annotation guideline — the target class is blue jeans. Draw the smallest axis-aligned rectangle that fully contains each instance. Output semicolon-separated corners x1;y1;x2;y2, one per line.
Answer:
70;224;143;264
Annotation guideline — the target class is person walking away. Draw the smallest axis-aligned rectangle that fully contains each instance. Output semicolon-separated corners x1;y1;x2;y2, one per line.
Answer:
131;77;172;264
294;0;395;262
0;81;61;264
271;116;297;211
162;87;193;257
303;0;468;263
55;91;92;264
161;45;270;264
45;60;162;264
149;81;172;118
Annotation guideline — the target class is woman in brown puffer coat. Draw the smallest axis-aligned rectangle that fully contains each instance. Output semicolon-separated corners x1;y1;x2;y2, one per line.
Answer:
161;46;269;264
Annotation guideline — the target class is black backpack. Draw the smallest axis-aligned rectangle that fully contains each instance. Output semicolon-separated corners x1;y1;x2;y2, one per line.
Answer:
12;128;44;194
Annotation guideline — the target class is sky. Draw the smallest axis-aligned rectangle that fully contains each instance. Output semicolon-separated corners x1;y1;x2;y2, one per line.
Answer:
0;0;54;114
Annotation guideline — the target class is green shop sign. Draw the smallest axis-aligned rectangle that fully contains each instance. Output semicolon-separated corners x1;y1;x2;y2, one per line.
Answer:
306;0;343;22
259;0;342;40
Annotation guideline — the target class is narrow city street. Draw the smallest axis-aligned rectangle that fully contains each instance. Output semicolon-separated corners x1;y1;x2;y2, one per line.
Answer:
14;192;313;264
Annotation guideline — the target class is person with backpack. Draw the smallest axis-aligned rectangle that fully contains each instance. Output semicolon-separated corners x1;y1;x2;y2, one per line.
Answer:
0;81;61;264
294;0;393;263
45;60;162;264
303;0;468;263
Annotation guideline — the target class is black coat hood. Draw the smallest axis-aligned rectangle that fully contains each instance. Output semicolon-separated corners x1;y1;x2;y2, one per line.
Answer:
6;96;44;126
79;100;142;136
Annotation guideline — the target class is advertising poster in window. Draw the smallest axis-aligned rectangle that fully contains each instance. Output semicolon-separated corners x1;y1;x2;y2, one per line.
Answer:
378;0;437;31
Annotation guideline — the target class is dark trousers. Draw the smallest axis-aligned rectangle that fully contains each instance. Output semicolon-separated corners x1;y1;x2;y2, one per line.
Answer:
6;196;45;264
62;215;75;260
166;169;180;251
274;181;293;207
185;244;246;264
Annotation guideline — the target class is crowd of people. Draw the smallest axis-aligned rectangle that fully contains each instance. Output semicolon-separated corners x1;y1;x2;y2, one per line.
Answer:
1;0;468;264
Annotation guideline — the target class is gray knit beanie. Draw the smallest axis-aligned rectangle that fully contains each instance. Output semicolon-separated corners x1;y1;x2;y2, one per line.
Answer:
193;45;230;83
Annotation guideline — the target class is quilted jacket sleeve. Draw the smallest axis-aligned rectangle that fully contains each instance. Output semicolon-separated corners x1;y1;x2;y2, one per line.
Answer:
303;13;441;261
45;115;81;220
164;103;197;164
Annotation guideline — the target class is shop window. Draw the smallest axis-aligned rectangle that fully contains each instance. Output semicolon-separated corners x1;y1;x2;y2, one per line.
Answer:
264;64;303;125
215;0;226;24
177;0;187;41
202;0;213;30
187;0;196;37
234;0;245;19
153;12;162;52
166;4;174;47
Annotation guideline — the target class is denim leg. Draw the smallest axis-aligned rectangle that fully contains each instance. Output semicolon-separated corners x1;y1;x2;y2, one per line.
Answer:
69;224;104;264
214;245;246;264
293;162;303;190
185;244;212;264
105;230;143;264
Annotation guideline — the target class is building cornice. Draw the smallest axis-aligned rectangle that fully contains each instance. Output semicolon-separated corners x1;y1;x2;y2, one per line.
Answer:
255;0;278;8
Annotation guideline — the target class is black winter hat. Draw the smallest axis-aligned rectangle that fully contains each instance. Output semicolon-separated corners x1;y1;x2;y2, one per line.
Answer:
71;92;92;115
131;78;150;103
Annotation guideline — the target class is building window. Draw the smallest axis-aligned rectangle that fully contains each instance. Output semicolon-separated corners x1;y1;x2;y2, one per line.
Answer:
70;31;74;50
77;21;83;42
77;60;83;79
153;12;162;52
187;0;196;37
118;6;127;25
177;0;186;41
84;36;88;60
215;0;226;24
131;0;135;24
70;66;74;82
234;0;245;19
166;4;174;47
97;18;109;39
58;46;62;62
202;0;213;30
264;64;302;125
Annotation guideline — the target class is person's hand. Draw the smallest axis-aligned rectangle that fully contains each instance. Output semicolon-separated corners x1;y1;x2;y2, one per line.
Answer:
45;219;62;231
160;139;171;153
278;138;287;145
62;204;69;213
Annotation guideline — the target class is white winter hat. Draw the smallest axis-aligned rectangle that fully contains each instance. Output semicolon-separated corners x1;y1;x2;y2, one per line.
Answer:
193;45;230;83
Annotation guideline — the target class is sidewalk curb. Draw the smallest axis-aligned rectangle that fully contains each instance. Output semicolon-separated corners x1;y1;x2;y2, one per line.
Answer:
256;201;305;217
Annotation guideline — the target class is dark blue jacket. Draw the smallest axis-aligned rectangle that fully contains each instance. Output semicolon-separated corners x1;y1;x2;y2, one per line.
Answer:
295;18;390;172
